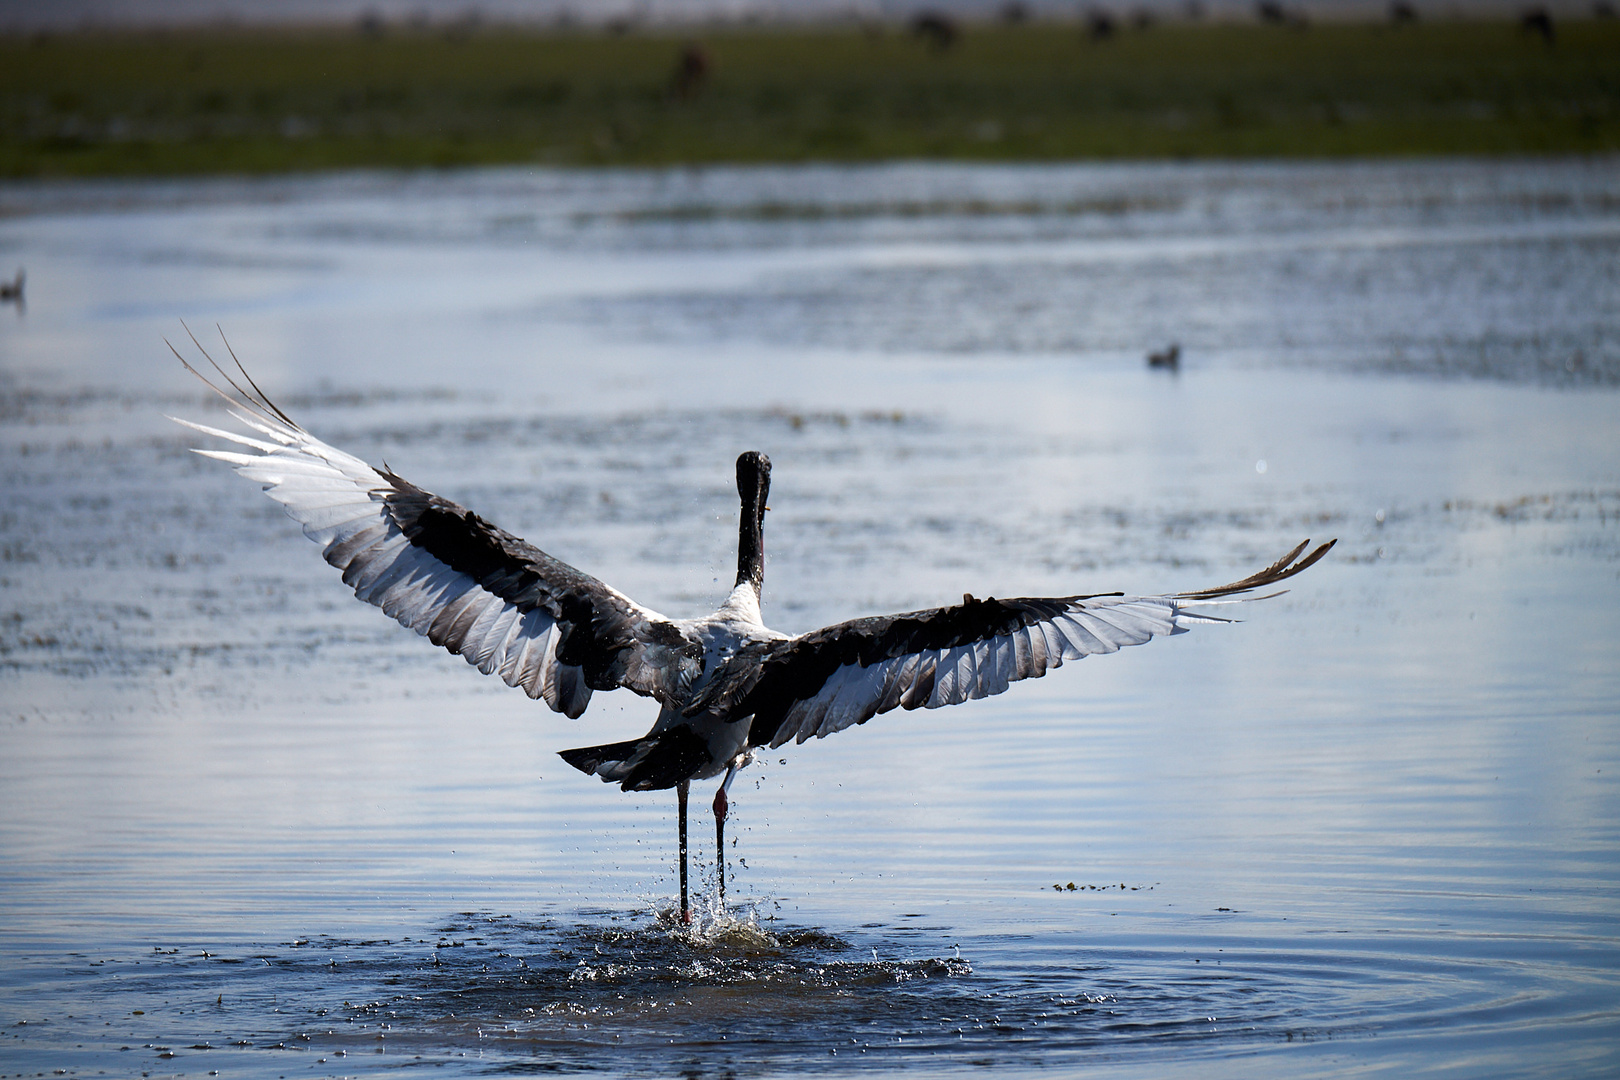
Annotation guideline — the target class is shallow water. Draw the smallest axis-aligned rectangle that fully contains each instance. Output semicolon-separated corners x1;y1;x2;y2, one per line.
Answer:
1;159;1617;1078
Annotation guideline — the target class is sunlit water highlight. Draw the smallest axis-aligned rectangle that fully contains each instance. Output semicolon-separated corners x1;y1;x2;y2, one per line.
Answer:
1;159;1617;1077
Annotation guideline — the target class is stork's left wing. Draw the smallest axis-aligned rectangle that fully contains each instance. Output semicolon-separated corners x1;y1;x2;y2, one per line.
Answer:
691;541;1334;749
172;346;699;717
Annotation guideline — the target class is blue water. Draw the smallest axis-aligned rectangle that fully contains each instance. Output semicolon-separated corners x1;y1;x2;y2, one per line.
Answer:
1;159;1617;1077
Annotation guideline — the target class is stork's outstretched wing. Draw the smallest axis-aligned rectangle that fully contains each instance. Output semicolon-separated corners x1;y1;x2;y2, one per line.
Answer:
691;541;1334;749
172;344;698;717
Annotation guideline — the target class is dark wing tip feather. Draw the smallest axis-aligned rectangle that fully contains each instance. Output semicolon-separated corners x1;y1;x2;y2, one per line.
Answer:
1176;539;1336;601
216;324;298;428
172;321;302;433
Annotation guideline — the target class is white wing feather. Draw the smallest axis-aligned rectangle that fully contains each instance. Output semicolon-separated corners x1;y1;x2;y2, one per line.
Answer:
176;409;599;714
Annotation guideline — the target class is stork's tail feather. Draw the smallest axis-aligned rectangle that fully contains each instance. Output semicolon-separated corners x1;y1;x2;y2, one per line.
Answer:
558;738;646;777
558;725;713;793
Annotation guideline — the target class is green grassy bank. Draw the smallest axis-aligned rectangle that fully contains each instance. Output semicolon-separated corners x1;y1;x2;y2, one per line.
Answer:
4;19;1617;177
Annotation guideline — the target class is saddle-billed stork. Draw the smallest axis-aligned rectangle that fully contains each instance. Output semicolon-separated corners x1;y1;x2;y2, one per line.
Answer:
176;346;1334;924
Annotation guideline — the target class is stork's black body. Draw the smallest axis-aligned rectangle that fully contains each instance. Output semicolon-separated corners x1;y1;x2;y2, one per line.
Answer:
178;344;1335;925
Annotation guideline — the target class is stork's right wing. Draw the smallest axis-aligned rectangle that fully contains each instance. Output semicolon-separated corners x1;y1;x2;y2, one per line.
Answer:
173;343;700;717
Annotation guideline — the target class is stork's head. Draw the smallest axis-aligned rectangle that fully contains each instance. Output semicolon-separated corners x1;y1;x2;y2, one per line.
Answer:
736;451;770;516
734;451;771;594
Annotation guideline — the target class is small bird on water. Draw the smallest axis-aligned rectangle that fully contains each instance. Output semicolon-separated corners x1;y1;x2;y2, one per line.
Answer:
0;268;23;306
1147;343;1180;371
176;341;1334;925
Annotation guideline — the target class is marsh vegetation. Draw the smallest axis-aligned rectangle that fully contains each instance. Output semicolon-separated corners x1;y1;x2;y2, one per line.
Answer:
3;17;1616;176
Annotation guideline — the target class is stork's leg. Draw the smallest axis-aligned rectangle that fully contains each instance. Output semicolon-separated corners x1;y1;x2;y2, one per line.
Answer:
677;780;691;926
713;764;739;913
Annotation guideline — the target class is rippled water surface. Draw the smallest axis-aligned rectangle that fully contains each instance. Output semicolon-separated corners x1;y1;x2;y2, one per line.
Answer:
2;160;1618;1078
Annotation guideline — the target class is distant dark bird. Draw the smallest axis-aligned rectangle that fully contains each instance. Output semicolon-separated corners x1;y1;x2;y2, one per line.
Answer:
999;0;1031;24
1520;6;1555;42
0;269;22;305
1596;1;1616;19
910;10;959;50
1256;0;1308;26
1086;8;1118;39
355;9;385;39
670;41;711;99
1148;343;1180;370
441;9;481;41
1389;0;1418;23
177;344;1335;926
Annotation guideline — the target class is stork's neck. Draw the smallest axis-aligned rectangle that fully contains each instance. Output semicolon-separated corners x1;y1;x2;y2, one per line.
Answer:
734;451;770;598
717;579;765;625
